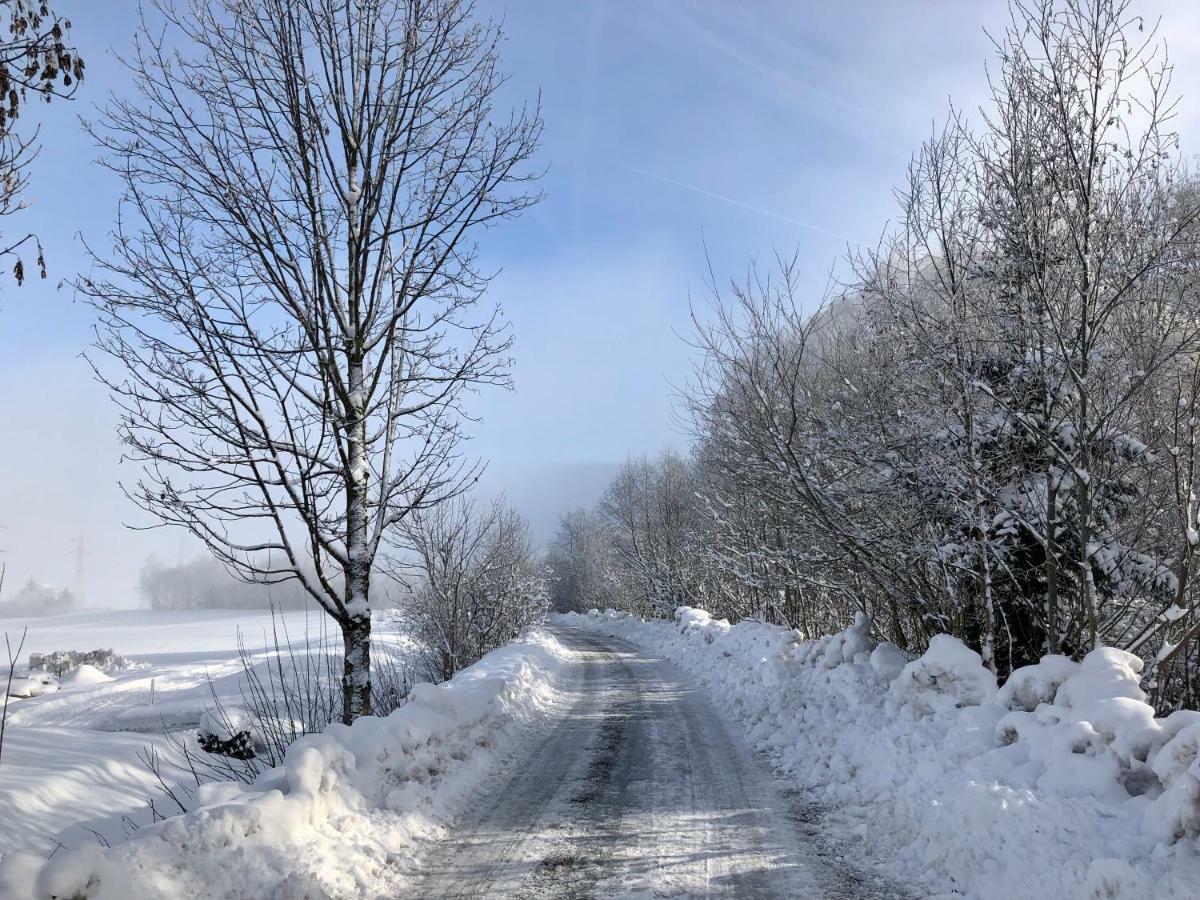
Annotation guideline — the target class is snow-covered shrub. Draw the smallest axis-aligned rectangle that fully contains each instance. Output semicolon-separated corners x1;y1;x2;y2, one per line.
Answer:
1148;715;1200;786
787;613;877;670
1055;650;1160;760
28;648;131;676
198;709;260;761
997;655;1080;712
197;730;256;761
890;634;997;716
992;647;1164;804
401;497;550;684
3;671;58;699
675;606;711;632
674;606;730;642
1147;719;1200;841
825;611;875;666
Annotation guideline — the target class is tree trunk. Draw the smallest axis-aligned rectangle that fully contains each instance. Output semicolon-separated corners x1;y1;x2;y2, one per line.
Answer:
1077;409;1097;650
343;352;372;724
1045;480;1059;652
341;614;372;724
976;521;996;673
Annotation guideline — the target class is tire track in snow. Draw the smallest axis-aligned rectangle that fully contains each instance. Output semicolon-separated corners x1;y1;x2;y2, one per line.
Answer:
407;626;901;898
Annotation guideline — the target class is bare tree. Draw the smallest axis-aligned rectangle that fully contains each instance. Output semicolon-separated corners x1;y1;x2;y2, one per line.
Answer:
684;256;945;644
980;0;1197;650
546;507;618;613
1129;301;1200;701
80;0;540;723
399;495;548;681
598;451;701;617
669;1;1200;677
849;116;1008;669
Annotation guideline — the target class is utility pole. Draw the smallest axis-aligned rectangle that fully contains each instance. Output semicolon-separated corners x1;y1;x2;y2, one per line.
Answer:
69;533;91;605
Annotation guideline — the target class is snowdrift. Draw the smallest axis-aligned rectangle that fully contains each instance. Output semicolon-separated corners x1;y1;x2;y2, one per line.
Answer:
561;607;1200;900
0;629;573;900
2;671;59;700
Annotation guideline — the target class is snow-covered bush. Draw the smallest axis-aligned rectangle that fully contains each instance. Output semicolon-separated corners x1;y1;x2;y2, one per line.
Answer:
3;671;58;699
1147;716;1200;841
785;612;877;670
197;709;260;761
674;606;730;642
823;611;875;666
197;729;256;761
992;647;1163;804
996;655;1079;712
28;648;131;676
400;496;550;684
889;634;997;716
675;606;711;631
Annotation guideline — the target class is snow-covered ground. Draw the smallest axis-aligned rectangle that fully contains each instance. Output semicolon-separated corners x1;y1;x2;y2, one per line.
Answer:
559;608;1200;900
0;616;574;899
0;608;413;861
408;626;895;898
11;605;1200;899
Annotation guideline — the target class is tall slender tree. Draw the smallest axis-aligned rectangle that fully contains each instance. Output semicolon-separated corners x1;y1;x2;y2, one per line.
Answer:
81;0;540;723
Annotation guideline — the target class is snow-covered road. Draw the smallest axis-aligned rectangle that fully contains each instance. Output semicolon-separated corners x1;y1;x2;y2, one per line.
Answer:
410;626;896;898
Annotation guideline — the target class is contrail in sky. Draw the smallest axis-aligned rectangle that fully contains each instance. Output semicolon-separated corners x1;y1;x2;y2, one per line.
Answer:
587;153;858;244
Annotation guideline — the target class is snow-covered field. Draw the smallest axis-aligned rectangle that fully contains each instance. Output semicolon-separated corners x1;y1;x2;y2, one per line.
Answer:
0;608;413;862
559;608;1200;900
0;613;574;899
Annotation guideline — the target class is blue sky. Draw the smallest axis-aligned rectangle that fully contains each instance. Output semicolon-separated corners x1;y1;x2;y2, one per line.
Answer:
1;0;1198;604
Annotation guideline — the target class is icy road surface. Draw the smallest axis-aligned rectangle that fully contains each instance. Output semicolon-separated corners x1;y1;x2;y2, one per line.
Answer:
411;626;897;898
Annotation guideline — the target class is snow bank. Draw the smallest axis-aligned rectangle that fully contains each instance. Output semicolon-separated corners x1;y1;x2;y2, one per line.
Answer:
0;629;574;900
558;608;1200;899
0;608;418;860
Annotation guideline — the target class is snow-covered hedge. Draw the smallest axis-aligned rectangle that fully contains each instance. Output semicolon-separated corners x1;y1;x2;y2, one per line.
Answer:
0;630;573;900
560;607;1200;899
28;649;132;676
